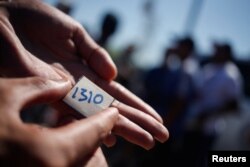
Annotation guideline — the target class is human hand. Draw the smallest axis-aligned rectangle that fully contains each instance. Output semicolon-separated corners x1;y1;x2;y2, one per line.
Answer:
0;6;69;80
0;0;169;149
0;77;118;166
1;0;116;81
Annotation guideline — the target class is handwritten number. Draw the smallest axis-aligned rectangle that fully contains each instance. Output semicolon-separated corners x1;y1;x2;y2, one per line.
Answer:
72;87;78;99
79;88;88;101
88;91;93;103
71;86;104;104
94;94;103;104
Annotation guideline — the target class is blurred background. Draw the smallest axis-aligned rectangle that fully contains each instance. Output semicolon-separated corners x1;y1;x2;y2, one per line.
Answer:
43;0;250;166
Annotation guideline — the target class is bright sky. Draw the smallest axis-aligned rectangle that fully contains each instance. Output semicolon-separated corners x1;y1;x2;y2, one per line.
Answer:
45;0;250;68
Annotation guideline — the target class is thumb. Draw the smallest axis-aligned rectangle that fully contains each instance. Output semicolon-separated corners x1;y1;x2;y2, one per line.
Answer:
8;77;72;109
53;107;119;161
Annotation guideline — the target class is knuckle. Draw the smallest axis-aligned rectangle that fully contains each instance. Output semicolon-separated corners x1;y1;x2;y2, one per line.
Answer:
32;77;48;85
75;22;83;30
31;77;50;89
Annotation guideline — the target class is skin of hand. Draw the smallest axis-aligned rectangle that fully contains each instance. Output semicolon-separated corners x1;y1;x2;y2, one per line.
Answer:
0;77;119;167
0;0;169;150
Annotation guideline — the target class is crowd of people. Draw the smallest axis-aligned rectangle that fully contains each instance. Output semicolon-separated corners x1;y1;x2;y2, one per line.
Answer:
113;23;249;167
113;37;249;167
81;3;249;166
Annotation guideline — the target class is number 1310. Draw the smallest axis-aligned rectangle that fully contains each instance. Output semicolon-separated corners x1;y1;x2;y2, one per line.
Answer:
72;87;104;104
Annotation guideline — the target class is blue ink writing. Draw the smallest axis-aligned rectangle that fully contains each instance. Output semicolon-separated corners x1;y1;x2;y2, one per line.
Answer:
72;86;104;104
93;94;103;104
72;87;78;99
79;88;88;101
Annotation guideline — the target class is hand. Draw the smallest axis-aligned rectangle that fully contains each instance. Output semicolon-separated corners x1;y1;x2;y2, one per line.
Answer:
0;6;68;80
0;0;169;149
0;77;119;166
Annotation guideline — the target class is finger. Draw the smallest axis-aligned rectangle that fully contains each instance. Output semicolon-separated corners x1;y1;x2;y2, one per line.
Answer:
5;77;71;110
54;107;119;159
54;98;117;147
113;114;155;150
57;61;161;125
58;64;163;125
53;101;116;147
73;26;117;80
94;79;163;123
113;101;169;143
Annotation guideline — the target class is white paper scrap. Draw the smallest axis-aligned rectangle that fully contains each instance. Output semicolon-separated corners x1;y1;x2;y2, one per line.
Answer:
63;76;114;117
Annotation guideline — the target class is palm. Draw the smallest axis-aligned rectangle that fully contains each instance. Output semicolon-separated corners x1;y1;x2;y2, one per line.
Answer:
10;3;87;77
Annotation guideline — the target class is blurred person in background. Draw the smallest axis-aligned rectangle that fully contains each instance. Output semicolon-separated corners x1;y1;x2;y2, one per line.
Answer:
183;42;243;167
56;0;72;15
144;37;196;135
115;44;137;90
115;44;145;97
193;43;242;115
96;12;119;49
142;37;196;167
